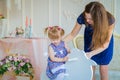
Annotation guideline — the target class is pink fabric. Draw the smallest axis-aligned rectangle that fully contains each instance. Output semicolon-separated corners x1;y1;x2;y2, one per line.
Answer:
0;38;49;80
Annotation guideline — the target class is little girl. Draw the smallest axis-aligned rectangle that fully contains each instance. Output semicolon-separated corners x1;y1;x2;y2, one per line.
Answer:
44;26;70;80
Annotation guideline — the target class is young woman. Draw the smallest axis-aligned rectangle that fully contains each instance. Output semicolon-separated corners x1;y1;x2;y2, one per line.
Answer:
64;1;115;80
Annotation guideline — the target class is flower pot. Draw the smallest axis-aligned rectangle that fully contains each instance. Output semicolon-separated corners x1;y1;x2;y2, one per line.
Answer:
0;71;16;80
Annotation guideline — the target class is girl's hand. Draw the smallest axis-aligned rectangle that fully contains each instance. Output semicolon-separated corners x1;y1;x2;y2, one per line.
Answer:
67;48;71;53
63;56;69;61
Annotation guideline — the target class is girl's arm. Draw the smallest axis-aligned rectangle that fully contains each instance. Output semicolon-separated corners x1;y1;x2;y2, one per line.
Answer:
63;22;82;42
48;46;68;62
86;23;115;58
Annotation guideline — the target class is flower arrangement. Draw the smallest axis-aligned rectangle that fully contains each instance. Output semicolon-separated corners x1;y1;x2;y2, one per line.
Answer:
16;26;24;35
0;54;34;78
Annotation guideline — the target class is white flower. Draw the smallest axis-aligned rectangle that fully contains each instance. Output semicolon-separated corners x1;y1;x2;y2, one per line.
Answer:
8;56;13;60
0;62;3;65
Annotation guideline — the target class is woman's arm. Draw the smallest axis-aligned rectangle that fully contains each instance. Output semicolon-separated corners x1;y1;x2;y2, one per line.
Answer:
48;46;68;62
86;23;115;58
63;22;82;42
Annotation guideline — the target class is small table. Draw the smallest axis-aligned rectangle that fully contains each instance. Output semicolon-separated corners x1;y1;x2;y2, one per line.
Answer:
0;38;49;80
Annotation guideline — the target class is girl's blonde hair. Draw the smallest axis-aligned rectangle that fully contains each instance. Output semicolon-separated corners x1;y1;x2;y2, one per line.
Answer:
44;26;65;40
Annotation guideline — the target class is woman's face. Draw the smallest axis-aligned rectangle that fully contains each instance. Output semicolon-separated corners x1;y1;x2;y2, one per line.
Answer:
85;12;94;25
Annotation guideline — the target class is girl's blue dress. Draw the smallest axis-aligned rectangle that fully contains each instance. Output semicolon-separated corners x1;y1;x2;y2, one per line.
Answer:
46;41;68;79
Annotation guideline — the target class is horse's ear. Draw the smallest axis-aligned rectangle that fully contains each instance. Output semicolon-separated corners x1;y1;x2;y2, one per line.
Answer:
84;52;97;66
88;59;97;66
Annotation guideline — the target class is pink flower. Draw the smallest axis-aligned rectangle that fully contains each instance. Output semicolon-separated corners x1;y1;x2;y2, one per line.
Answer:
14;56;20;62
20;62;25;66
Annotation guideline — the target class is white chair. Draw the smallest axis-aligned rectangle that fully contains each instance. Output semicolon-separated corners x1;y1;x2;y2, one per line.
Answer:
73;34;84;50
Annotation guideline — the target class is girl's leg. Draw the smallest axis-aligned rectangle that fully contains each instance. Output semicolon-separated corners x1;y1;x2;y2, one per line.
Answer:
99;65;108;80
92;66;96;80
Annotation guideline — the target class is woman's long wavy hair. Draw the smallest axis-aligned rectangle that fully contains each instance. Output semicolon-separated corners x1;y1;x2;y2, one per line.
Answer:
84;1;112;50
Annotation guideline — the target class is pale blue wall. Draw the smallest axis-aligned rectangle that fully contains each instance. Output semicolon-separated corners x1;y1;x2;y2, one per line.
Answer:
114;0;120;34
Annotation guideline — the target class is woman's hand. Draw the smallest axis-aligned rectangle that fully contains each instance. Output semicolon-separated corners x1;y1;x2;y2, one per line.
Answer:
85;52;92;59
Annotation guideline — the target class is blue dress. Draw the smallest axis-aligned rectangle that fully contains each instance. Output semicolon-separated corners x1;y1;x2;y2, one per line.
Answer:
46;41;68;79
77;13;115;65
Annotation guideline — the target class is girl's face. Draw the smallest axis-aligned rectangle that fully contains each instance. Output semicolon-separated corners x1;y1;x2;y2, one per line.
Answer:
50;37;61;45
85;12;94;25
